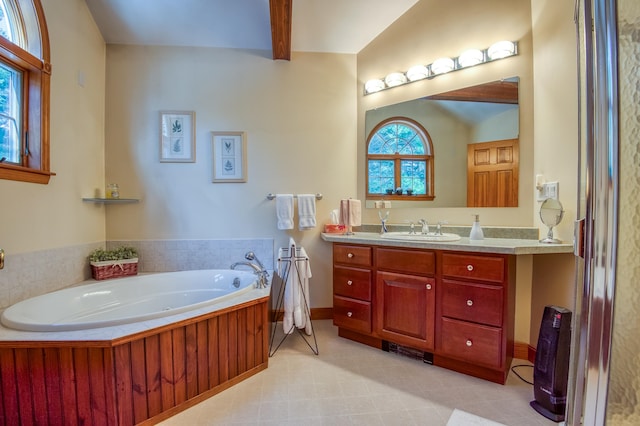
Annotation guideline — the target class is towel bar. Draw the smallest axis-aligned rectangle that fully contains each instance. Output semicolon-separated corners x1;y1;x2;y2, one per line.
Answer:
266;193;323;200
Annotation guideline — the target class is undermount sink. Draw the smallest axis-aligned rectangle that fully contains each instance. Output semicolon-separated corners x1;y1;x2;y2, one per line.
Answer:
380;232;462;242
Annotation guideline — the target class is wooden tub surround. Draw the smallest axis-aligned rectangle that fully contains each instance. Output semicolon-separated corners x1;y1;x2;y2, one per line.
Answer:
0;296;269;425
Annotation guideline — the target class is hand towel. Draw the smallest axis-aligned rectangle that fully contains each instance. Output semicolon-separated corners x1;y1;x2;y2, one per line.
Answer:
297;194;317;230
276;194;294;230
278;246;295;334
339;199;362;227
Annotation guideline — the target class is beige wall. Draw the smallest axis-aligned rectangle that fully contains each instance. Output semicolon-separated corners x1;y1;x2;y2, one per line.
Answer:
529;0;578;344
104;46;357;308
0;0;106;255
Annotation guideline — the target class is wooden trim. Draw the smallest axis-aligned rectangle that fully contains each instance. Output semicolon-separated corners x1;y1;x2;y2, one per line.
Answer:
269;0;292;60
513;341;536;363
428;80;518;104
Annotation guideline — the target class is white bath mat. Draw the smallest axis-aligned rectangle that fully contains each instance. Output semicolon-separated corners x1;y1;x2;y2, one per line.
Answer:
446;409;506;426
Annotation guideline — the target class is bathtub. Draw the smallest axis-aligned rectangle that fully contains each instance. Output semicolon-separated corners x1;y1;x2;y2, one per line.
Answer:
0;268;270;425
1;269;258;332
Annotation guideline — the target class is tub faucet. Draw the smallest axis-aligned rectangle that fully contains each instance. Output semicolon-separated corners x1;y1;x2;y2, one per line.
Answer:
230;251;270;289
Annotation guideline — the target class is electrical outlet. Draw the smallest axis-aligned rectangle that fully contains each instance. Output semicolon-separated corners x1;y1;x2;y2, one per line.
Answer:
543;181;559;200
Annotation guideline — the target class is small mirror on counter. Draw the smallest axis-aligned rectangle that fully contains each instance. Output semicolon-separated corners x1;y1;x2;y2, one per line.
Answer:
539;198;564;243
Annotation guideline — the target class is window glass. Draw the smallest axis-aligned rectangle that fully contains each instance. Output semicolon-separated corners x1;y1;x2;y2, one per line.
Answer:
0;61;21;163
0;1;13;41
366;118;433;198
368;159;394;194
401;160;426;194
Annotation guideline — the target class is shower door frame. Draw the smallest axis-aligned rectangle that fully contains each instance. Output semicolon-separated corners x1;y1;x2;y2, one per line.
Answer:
568;0;620;424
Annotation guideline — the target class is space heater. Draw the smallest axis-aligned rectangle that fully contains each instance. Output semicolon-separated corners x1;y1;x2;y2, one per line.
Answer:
530;305;572;422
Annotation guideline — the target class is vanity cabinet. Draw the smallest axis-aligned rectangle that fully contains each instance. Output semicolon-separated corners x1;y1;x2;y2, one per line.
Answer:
331;243;515;384
332;245;373;334
436;252;515;382
375;247;436;351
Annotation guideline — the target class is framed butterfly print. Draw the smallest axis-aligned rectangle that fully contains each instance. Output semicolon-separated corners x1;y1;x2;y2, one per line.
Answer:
212;131;247;182
160;111;195;162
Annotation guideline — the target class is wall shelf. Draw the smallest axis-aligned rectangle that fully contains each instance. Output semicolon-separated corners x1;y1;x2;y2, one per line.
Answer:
82;198;139;204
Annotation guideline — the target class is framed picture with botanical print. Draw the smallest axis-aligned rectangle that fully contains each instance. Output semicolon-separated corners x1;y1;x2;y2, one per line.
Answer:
212;131;247;182
160;111;195;162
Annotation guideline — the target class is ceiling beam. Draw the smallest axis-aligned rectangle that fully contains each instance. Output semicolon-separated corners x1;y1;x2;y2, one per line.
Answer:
270;0;292;60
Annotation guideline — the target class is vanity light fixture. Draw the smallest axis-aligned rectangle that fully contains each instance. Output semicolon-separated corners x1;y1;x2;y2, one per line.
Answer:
431;57;455;75
406;65;429;81
384;72;407;87
487;40;517;60
458;48;484;67
363;40;518;95
364;78;386;94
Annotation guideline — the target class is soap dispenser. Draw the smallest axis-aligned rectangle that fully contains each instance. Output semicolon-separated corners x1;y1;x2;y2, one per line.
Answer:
469;214;484;241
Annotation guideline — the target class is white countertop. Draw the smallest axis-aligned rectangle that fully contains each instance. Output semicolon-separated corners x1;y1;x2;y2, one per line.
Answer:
321;232;574;255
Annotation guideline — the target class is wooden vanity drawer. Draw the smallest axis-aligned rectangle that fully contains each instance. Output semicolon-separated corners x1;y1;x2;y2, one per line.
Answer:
442;253;505;283
333;295;372;333
440;317;502;368
441;279;503;327
334;266;371;301
334;244;372;267
376;247;435;275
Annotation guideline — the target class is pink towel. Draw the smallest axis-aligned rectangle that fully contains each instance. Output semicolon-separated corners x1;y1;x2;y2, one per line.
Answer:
339;199;361;227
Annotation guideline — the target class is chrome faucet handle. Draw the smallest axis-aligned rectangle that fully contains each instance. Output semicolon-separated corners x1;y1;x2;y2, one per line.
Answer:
436;220;448;235
408;221;416;234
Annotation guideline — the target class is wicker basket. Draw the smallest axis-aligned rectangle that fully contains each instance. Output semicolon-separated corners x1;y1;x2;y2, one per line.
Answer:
90;258;138;280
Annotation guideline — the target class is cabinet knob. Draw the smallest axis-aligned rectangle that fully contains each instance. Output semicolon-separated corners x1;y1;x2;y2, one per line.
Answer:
466;339;473;347
347;253;354;258
426;284;432;290
466;299;473;307
347;312;353;318
347;280;353;286
466;264;474;271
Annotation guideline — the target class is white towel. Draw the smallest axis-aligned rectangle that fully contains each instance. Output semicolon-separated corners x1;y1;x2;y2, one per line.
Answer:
297;194;316;230
276;194;294;230
278;239;312;335
339;199;362;227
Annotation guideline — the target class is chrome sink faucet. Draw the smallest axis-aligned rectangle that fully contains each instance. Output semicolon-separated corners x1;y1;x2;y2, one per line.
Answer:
230;251;270;289
419;219;429;234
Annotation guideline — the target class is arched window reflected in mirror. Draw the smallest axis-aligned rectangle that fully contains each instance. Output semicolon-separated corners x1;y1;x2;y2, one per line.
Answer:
366;117;434;200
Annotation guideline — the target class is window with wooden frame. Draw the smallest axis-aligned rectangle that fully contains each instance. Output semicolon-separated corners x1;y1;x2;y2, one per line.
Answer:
0;0;52;184
366;117;434;200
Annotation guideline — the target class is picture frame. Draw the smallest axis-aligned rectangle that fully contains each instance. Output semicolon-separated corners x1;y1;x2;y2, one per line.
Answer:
212;131;247;183
160;111;195;162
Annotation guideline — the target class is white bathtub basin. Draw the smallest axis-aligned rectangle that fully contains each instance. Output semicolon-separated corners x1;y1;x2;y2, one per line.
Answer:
380;232;462;242
1;269;258;332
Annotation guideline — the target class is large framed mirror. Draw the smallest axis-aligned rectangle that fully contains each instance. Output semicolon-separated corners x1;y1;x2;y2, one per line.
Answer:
365;77;519;208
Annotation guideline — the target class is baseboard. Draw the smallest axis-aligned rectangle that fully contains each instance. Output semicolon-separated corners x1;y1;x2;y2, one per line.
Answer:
514;341;536;363
269;307;333;321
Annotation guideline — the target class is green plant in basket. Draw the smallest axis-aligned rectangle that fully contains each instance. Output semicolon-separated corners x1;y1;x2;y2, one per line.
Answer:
89;246;138;262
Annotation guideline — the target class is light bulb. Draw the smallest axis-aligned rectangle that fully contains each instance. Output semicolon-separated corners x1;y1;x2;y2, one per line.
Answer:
364;79;385;93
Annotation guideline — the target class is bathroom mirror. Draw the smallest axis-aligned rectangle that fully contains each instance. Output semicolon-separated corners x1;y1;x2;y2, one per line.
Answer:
365;78;519;208
539;198;564;243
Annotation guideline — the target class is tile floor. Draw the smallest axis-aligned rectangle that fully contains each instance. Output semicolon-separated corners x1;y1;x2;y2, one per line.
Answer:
159;320;556;425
